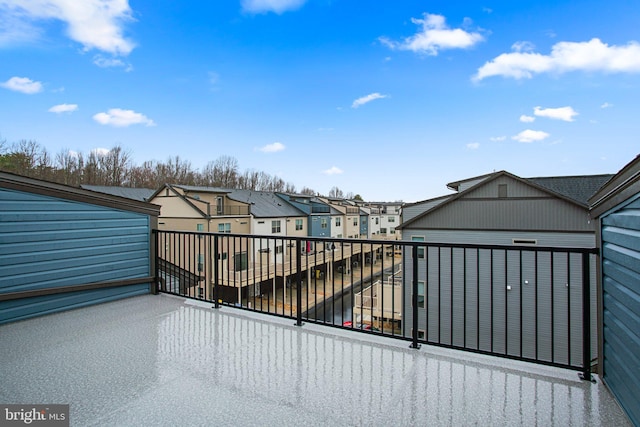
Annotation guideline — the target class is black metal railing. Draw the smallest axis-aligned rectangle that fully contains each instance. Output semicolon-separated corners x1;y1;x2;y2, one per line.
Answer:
153;230;597;378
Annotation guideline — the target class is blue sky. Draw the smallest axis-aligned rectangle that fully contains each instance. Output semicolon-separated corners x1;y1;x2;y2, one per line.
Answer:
1;0;639;201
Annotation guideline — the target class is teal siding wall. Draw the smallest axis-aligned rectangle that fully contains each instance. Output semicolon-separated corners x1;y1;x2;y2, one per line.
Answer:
0;187;152;324
601;194;640;427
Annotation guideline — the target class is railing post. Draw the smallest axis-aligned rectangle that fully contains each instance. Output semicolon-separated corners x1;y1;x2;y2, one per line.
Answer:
410;244;421;349
213;234;220;309
295;239;303;326
151;229;158;295
580;251;594;382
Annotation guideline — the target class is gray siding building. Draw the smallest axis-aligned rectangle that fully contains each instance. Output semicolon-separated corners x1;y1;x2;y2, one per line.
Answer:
398;171;612;367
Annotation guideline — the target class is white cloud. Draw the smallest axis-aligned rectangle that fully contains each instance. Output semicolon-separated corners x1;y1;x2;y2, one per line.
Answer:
520;115;535;123
0;0;135;55
490;136;506;142
258;142;285;153
0;76;43;94
474;38;640;81
512;129;550;143
512;41;535;53
48;103;78;113
352;92;387;108
601;102;613;109
534;106;578;122
323;166;343;175
379;13;484;55
241;0;305;14
466;142;480;150
93;55;132;71
93;108;155;127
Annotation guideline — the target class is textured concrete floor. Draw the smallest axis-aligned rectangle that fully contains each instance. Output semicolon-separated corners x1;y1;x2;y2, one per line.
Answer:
0;294;632;426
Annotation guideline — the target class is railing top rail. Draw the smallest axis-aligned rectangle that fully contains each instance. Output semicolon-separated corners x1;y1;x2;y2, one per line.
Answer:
152;229;597;254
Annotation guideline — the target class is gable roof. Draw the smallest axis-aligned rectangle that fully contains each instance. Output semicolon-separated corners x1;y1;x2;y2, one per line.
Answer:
81;185;155;202
399;170;610;230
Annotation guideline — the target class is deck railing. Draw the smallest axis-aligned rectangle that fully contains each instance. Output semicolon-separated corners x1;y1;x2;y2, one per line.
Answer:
153;230;597;379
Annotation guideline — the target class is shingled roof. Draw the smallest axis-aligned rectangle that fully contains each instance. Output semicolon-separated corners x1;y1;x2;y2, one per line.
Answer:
227;189;305;218
81;185;156;202
526;174;613;206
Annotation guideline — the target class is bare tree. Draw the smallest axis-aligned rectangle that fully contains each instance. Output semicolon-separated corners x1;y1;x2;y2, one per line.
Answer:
300;187;316;196
211;155;239;188
329;186;344;198
101;145;132;186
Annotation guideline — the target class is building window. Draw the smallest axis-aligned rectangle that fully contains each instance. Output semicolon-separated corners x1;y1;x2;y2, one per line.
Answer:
390;228;396;234
375;217;379;225
335;217;341;227
498;184;507;198
361;218;367;225
196;223;204;232
380;227;387;234
197;254;204;272
412;236;425;259
321;218;328;229
218;223;231;233
234;252;248;271
218;252;227;261
417;281;425;308
216;197;223;214
295;219;303;231
275;245;283;254
388;217;395;223
352;217;358;226
272;220;281;233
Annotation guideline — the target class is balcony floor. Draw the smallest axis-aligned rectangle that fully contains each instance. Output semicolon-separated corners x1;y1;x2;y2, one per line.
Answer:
0;294;631;426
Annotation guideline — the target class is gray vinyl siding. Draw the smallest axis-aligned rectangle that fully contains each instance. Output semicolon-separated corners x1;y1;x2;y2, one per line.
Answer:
600;194;640;427
409;198;593;231
403;239;596;367
402;197;450;223
0;187;153;324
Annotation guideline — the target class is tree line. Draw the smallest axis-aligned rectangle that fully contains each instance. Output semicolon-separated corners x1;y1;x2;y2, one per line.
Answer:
0;139;358;199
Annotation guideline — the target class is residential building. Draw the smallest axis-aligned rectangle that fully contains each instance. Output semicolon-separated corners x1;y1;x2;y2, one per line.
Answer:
367;201;403;239
398;170;613;365
319;197;361;239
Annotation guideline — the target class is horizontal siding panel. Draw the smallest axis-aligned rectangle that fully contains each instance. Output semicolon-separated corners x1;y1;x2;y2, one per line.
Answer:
1;234;148;259
0;243;149;272
1;257;149;292
602;225;640;252
0;241;149;269
0;225;149;247
0;285;149;324
602;242;640;275
0;218;149;233
602;210;640;231
1;210;144;222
